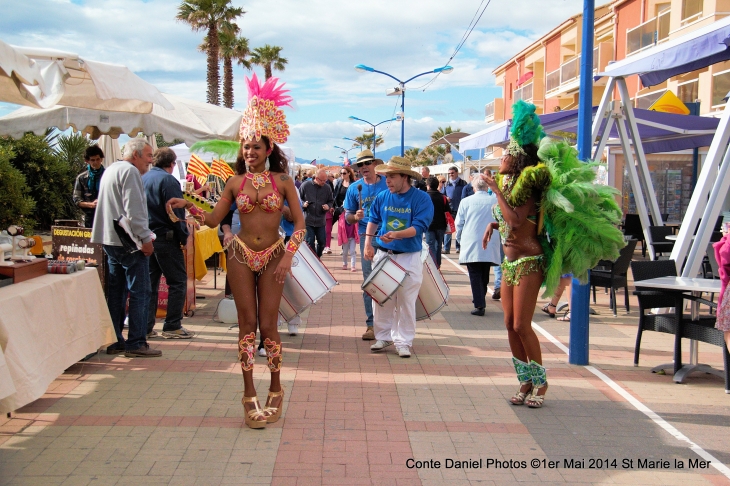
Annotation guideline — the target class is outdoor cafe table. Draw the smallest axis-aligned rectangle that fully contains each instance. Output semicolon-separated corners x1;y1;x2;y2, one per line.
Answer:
0;268;114;413
634;276;723;386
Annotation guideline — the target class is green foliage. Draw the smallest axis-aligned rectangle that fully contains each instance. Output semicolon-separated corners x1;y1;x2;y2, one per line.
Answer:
155;133;185;148
352;133;383;150
0;133;79;229
0;145;35;230
250;44;287;80
54;132;92;177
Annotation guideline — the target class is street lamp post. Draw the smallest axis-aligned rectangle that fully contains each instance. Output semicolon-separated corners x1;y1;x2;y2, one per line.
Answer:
334;145;357;164
355;64;454;156
347;116;397;157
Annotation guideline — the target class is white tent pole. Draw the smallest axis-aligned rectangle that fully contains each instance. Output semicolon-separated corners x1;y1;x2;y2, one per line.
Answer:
591;76;615;143
617;78;663;226
671;99;730;272
616;114;656;260
592;101;616;161
683;148;730;276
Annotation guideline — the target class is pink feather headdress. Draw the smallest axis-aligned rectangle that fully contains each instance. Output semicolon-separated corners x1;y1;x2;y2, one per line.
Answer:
239;73;293;144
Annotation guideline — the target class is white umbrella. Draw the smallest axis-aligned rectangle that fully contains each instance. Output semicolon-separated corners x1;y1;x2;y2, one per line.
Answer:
97;135;122;167
0;94;242;145
0;41;172;112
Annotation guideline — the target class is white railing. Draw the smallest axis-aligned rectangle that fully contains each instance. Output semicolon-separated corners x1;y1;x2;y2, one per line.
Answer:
514;82;533;103
485;100;495;119
627;10;671;56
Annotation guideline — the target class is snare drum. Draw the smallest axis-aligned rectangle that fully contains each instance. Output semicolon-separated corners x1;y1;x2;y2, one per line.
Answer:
279;243;338;321
361;253;408;306
416;244;449;320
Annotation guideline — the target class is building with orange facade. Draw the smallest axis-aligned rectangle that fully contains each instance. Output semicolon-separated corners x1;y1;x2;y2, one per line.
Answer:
487;0;730;221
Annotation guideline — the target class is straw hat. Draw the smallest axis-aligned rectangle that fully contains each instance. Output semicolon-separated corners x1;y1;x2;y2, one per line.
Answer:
375;156;422;180
354;149;375;164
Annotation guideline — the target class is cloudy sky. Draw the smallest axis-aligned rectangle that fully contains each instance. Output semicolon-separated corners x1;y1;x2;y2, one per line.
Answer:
1;0;584;161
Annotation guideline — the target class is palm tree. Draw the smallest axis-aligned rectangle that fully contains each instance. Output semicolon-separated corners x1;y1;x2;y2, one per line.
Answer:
352;133;384;151
177;0;244;105
404;147;421;165
430;126;461;142
250;44;288;80
219;31;251;108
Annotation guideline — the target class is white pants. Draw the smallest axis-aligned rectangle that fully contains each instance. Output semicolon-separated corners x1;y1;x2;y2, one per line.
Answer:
342;239;356;267
372;250;423;348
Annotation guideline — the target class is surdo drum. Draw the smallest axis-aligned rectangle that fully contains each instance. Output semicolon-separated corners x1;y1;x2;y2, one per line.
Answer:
279;242;338;321
415;243;449;320
361;253;409;306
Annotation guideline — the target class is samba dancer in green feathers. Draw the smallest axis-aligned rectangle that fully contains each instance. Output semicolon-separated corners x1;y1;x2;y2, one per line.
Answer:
481;101;551;408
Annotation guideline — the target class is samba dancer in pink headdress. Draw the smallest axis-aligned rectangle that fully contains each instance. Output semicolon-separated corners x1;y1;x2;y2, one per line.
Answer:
169;74;305;428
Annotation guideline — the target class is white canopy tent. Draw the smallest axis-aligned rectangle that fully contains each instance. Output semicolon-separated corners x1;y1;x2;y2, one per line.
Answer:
0;93;242;146
595;16;730;273
0;41;172;112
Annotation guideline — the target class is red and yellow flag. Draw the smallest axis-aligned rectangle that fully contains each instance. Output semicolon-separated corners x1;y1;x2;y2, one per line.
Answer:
187;154;210;184
211;159;235;181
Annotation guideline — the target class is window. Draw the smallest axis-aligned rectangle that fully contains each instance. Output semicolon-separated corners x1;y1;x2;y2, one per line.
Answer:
681;0;702;24
677;80;698;104
712;70;730;107
635;90;664;109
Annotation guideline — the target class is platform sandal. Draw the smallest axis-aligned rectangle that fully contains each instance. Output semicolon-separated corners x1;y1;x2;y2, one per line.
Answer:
263;387;285;423
541;303;556;318
510;357;533;405
242;396;268;429
526;360;548;408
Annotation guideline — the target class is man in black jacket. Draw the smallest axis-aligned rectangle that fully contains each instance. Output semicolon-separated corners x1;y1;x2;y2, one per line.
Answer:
299;169;334;257
441;166;466;254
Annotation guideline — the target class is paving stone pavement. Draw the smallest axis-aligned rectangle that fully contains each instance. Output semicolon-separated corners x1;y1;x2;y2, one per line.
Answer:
1;246;730;485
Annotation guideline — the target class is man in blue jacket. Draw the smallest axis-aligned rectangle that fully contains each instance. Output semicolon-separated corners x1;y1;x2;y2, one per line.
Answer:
441;166;466;254
364;157;434;358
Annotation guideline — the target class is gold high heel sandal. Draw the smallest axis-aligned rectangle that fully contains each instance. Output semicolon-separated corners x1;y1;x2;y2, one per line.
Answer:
242;396;267;429
510;382;533;405
263;387;285;423
526;383;548;408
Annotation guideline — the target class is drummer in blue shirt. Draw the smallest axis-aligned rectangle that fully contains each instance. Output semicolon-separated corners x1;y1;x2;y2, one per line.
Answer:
344;150;389;341
364;156;434;358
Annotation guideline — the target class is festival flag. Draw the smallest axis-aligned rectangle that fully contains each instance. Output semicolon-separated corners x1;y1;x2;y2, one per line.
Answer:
187;154;210;184
211;159;235;181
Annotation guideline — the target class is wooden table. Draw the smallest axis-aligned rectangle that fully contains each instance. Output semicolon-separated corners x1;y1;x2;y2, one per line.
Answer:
634;276;723;385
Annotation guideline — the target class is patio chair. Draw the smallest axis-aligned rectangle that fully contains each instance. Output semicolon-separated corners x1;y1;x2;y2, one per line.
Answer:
648;225;674;258
590;239;637;316
622;214;646;257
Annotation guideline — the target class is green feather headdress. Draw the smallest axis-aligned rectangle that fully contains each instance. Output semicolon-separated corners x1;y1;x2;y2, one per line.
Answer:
190;140;240;162
507;100;545;157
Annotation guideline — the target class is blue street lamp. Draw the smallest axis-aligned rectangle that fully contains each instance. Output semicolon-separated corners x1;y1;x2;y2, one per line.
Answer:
348;116;398;157
334;145;357;164
355;64;454;156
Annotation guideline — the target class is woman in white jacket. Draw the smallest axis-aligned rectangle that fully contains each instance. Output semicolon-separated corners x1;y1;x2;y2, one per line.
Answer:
455;175;501;315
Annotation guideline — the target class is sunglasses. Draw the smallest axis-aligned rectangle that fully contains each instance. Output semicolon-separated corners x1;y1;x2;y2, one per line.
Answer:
340;171;348;174
356;160;374;167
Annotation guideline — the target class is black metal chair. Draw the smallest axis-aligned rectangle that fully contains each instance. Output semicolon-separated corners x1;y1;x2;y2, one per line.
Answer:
648;225;674;258
590;239;638;316
623;214;646;257
630;260;683;367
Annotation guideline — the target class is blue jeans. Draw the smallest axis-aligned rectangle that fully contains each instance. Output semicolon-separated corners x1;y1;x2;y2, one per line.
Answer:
426;229;445;268
443;225;460;252
147;239;187;333
493;244;505;289
104;245;151;351
359;237;374;328
305;225;326;258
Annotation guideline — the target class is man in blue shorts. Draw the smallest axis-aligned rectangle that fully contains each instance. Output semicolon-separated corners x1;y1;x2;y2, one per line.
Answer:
344;150;388;340
364;157;434;358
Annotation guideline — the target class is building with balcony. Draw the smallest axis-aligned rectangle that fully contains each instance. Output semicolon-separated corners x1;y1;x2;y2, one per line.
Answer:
485;0;730;221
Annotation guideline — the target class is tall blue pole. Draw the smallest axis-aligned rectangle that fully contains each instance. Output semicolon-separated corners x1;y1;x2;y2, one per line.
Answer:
570;0;594;366
401;91;405;156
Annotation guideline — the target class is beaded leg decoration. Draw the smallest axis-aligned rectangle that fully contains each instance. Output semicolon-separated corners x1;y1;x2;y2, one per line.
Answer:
263;338;285;423
238;332;256;372
526;360;548;408
510;357;533;405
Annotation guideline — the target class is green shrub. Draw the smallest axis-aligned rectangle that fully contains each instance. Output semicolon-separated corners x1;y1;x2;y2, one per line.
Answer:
0;145;36;230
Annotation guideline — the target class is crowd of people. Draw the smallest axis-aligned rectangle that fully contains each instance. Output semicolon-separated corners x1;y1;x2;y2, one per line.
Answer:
82;95;656;428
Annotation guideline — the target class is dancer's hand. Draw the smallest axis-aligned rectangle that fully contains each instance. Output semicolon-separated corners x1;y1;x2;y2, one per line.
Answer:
482;224;494;249
481;172;497;192
273;252;293;285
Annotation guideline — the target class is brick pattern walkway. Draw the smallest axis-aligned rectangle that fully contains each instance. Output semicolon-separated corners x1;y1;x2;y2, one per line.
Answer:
1;247;730;485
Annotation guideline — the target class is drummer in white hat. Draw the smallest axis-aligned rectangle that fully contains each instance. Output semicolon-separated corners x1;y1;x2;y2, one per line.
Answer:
363;156;434;357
